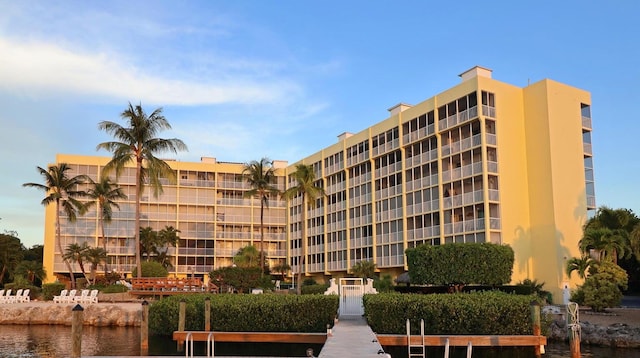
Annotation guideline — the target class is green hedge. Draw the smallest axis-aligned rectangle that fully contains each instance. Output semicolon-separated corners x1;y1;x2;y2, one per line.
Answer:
301;284;329;295
406;243;514;286
364;292;537;335
149;294;339;335
42;282;65;301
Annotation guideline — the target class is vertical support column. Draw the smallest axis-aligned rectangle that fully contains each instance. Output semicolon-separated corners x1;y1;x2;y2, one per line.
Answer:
567;302;581;358
530;301;541;358
71;304;84;358
205;297;211;331
140;300;149;356
177;299;186;352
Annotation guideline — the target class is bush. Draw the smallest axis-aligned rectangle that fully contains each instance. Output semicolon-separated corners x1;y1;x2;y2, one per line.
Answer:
149;294;339;335
210;267;273;293
571;261;628;311
364;291;539;335
42;282;66;301
301;284;328;295
4;277;42;300
131;261;168;278
302;278;317;286
101;284;129;293
374;275;394;293
406;243;514;287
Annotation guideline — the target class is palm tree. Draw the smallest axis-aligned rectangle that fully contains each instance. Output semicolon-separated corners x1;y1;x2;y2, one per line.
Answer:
233;245;261;268
157;226;180;268
566;256;594;279
242;158;280;273
84;176;127;274
84;247;107;285
15;260;46;285
97;103;187;277
579;227;626;263
139;227;159;261
282;164;325;294
272;262;291;282
23;164;89;288
351;260;377;279
63;242;90;283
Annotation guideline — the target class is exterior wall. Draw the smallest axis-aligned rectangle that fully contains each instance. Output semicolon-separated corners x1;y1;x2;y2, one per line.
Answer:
43;154;288;284
41;68;594;303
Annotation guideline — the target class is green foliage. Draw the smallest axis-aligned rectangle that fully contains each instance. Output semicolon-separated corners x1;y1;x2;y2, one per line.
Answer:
571;260;628;311
42;282;66;301
4;277;41;300
149;294;339;335
210;266;272;293
301;284;328;295
373;275;395;293
0;233;25;284
131;261;169;278
302;278;317;286
364;292;537;335
351;260;376;279
516;279;550;302
406;243;514;286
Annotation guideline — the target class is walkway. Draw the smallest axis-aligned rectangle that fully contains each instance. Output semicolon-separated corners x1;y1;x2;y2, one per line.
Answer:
318;316;387;358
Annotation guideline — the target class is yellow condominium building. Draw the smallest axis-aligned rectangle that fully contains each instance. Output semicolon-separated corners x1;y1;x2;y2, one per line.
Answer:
42;67;594;302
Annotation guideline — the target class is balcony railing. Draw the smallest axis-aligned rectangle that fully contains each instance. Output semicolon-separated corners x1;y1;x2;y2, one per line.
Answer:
582;116;592;129
587;195;596;208
482;105;496;118
438;106;478;131
372;138;400;156
376;255;404;268
349;172;372;187
407;225;440;240
583;142;593;156
346;151;370;167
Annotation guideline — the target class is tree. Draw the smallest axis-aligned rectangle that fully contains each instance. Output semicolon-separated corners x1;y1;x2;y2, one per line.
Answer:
15;260;47;284
242;158;280;274
234;245;261;269
566;256;595;279
84;176;126;274
131;261;168;278
0;233;24;284
97;103;187;278
282;164;325;294
63;242;90;282
23;163;89;288
84;247;107;285
139;227;159;261
579;227;627;263
272;262;291;281
572;260;629;312
156;225;180;269
351;260;377;279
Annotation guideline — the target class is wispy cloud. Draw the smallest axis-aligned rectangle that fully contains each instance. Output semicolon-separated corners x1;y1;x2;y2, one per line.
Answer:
0;38;299;106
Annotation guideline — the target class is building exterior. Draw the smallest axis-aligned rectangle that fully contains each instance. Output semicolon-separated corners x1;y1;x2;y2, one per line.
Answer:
42;67;595;301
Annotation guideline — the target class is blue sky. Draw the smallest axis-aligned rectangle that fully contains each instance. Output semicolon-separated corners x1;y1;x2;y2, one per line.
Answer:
1;1;639;248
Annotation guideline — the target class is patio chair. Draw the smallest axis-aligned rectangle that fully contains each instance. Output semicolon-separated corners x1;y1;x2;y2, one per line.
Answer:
7;289;24;304
64;289;77;304
84;289;99;304
0;289;12;303
74;289;89;303
19;289;31;303
53;289;68;303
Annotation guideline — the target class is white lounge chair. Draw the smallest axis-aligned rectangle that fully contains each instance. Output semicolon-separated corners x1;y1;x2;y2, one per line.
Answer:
65;289;77;304
19;289;31;303
7;289;23;304
0;289;12;303
53;289;68;303
74;289;89;303
83;289;99;304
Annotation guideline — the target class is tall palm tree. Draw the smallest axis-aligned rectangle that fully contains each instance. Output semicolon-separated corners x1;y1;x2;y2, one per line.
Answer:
23;163;89;288
84;246;107;285
566;256;594;279
242;158;280;273
351;260;377;279
84;177;127;274
585;206;640;262
233;245;261;268
97;103;187;277
282;164;325;294
63;242;90;283
139;227;158;261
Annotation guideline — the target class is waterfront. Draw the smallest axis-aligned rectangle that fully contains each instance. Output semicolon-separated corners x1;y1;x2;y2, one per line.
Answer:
1;325;640;357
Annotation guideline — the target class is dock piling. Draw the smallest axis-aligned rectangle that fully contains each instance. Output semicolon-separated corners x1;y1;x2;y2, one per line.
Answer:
71;304;84;358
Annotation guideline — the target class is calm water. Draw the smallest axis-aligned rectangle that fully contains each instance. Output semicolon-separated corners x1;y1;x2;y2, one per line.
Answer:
0;325;639;357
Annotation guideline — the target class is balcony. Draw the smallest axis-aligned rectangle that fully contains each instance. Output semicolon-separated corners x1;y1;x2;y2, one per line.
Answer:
405;199;439;216
587;195;596;208
582;116;592;129
482;105;496;118
346;151;370;167
444;218;485;235
583;142;593;156
372;138;400;156
407;225;440;240
376;255;404;268
438;106;478;131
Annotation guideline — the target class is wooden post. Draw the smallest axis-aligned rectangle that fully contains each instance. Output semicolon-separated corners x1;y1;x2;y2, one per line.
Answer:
567;302;581;358
177;299;186;352
140;300;149;356
530;301;541;358
205;297;211;331
71;304;84;358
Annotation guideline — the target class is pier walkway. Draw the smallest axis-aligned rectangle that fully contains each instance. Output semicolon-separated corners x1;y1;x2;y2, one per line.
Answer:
318;316;388;358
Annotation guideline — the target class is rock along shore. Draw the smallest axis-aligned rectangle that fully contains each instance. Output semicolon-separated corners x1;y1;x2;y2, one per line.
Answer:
0;301;142;327
547;314;640;348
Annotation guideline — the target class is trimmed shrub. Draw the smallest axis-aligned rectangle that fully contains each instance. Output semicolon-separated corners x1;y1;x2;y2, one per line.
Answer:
364;291;538;335
301;284;328;295
101;284;129;293
131;261;168;278
42;282;65;301
209;267;273;293
373;275;394;293
571;260;628;311
149;294;339;335
406;243;514;286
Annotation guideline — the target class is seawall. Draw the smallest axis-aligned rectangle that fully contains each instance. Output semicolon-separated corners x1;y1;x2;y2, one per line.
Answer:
0;301;142;327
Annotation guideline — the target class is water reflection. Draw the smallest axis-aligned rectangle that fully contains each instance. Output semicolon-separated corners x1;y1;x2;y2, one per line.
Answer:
0;325;638;357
